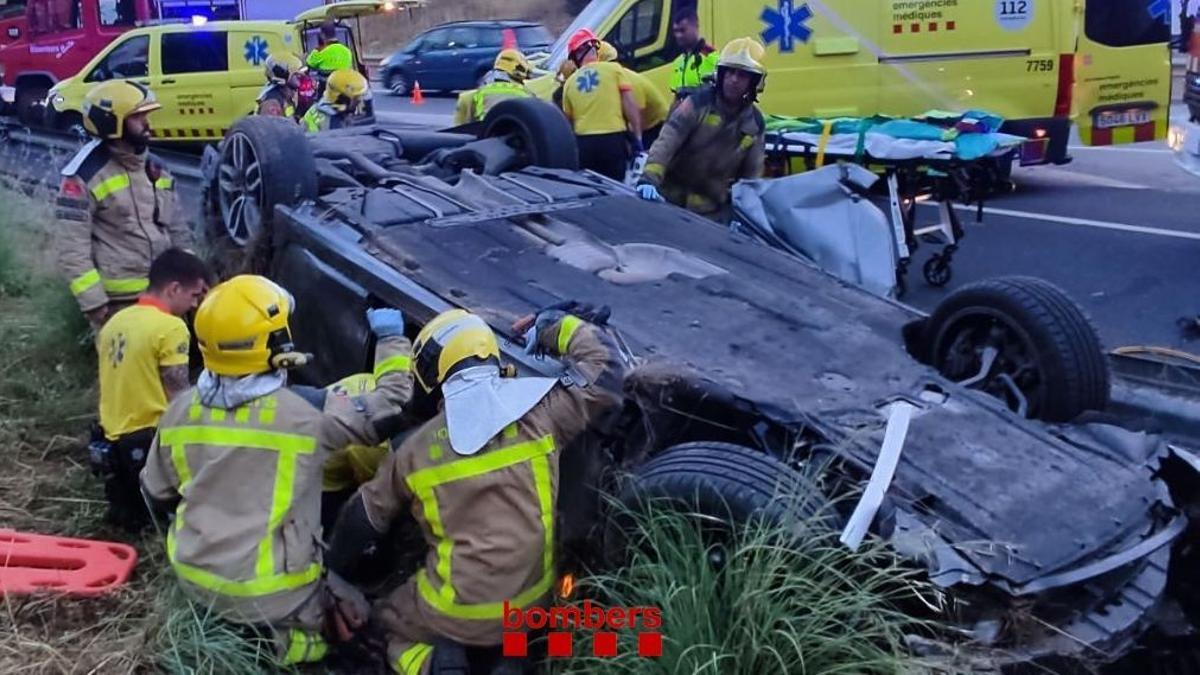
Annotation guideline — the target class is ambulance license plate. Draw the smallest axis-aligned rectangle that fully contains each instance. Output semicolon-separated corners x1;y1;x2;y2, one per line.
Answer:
1095;109;1152;129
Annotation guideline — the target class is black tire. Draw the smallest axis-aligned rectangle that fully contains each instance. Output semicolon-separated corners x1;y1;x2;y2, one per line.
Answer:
482;98;579;170
925;276;1110;422
16;84;48;126
386;70;409;97
55;111;88;141
213;116;317;248
618;442;830;530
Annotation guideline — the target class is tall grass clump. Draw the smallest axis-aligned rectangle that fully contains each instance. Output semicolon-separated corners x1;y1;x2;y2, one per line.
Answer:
555;499;948;675
149;585;281;675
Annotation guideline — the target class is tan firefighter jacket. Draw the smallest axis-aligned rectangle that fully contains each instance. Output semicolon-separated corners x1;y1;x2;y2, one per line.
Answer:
642;86;766;219
55;140;192;312
359;317;627;646
141;335;413;623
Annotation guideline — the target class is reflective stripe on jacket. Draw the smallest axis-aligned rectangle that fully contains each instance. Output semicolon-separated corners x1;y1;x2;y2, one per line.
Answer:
142;336;413;623
470;80;532;121
642;86;765;218
668;41;719;93
362;317;627;646
56;140;191;312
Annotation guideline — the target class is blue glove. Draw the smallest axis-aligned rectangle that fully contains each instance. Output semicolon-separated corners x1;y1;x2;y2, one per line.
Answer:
366;308;405;339
637;184;664;202
523;310;567;355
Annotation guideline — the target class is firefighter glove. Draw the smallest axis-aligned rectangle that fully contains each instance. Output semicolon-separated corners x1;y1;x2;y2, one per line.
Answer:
366;308;405;339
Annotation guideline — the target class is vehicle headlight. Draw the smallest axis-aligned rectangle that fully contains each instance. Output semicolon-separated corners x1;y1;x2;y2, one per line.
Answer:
51;93;65;108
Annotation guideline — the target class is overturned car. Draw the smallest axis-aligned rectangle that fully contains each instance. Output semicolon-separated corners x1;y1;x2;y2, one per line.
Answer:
199;105;1200;668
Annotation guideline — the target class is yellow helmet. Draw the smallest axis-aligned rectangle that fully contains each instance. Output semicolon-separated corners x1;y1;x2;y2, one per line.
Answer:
194;275;299;377
412;309;500;393
265;52;304;84
597;41;619;63
717;37;768;94
324;69;369;109
82;80;161;140
493;49;532;83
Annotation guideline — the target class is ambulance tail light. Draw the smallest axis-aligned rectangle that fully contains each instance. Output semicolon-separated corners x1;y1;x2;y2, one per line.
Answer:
1054;53;1074;118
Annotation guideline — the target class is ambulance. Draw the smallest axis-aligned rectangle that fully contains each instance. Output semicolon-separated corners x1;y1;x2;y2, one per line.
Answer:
41;0;398;142
543;0;1173;166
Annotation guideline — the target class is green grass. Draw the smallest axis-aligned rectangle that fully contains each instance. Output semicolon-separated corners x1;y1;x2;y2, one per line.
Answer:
0;189;286;675
552;500;948;675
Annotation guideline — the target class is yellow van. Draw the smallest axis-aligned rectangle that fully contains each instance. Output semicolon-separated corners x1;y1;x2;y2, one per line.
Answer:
542;0;1172;164
44;1;403;142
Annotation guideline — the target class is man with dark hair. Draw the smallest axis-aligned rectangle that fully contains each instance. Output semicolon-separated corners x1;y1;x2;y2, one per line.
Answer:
92;248;211;530
57;80;192;329
307;18;354;98
669;6;719;101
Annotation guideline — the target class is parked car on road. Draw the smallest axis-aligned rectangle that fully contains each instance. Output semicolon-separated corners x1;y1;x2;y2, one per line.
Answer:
379;19;552;96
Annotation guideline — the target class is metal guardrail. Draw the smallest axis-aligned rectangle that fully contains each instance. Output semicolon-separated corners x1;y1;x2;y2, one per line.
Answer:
0;120;205;199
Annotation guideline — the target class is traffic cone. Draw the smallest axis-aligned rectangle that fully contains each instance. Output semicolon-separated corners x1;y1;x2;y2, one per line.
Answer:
502;28;517;50
411;81;425;106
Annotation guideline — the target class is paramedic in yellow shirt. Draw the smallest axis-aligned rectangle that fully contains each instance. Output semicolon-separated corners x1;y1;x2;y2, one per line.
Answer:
561;29;643;180
93;248;211;530
598;40;670;147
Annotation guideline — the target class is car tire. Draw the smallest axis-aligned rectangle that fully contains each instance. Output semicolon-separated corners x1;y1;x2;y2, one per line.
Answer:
482;98;579;170
212;116;317;248
15;85;48;126
386;71;409;97
924;276;1110;422
614;439;830;533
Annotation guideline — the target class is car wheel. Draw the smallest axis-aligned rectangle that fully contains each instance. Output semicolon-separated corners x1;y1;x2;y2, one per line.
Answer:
15;85;48;126
387;71;409;97
606;442;832;566
924;276;1110;422
55;112;88;141
214;116;317;248
482;98;579;170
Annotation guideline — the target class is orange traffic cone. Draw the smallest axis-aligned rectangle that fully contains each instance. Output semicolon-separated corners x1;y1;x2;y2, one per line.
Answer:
501;28;517;50
411;81;425;106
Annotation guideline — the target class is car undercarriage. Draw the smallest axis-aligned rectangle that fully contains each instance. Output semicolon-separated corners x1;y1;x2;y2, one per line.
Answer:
199;106;1200;670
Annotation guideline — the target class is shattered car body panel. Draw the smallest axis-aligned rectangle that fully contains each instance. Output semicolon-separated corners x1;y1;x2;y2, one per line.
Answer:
255;130;1185;663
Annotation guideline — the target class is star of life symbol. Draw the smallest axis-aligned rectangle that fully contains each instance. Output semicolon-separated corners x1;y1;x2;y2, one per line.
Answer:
576;68;600;93
244;36;269;65
761;0;813;53
109;333;126;368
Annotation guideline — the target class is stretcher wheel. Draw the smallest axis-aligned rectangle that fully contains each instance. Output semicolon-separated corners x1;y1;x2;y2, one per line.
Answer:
923;255;952;287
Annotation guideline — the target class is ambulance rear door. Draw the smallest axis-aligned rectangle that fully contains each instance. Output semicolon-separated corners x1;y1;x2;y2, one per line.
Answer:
1074;0;1172;145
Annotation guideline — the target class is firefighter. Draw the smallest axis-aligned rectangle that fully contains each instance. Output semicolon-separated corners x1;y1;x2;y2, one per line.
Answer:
636;37;767;221
452;49;534;125
92;248;211;531
598;41;670;148
668;7;719;101
55;80;192;328
325;305;627;675
561;28;643;181
141;275;415;667
257;52;305;120
302;69;368;133
307;18;354;97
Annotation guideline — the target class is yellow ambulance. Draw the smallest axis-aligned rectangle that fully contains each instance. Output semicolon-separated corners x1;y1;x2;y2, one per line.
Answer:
44;1;401;142
543;0;1173;165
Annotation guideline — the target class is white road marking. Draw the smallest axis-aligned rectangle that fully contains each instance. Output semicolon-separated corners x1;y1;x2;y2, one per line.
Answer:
1068;145;1172;154
937;203;1200;241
